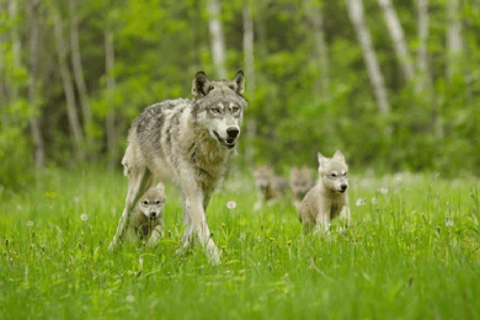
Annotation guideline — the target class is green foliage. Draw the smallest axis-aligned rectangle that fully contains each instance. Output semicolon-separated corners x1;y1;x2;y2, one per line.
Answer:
0;169;479;318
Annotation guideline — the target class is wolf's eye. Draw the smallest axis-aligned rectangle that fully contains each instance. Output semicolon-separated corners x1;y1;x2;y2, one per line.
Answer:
211;107;220;114
330;173;337;177
155;200;161;205
142;200;149;205
231;106;240;114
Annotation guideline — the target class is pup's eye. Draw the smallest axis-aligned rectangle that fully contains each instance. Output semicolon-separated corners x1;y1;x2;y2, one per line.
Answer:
344;172;348;176
211;107;220;114
331;173;337;177
142;200;149;205
155;200;161;205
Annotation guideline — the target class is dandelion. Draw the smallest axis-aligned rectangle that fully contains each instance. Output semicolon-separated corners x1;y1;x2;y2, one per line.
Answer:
379;187;388;195
126;295;135;303
371;197;378;205
226;201;237;210
356;198;366;206
26;221;34;227
445;219;454;227
81;214;89;222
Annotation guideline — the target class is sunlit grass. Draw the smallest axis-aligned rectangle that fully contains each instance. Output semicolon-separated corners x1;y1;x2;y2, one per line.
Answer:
0;168;479;319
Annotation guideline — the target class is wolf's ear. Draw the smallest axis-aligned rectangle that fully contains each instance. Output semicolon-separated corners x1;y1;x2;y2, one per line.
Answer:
317;152;327;169
333;150;345;162
192;71;211;100
228;70;245;96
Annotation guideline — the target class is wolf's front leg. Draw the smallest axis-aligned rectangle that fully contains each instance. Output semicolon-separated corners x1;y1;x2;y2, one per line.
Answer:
313;211;330;235
146;225;163;249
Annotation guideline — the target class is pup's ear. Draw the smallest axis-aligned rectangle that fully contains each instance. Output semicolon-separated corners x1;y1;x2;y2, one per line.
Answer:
228;70;245;96
290;166;298;173
301;165;309;173
192;71;211;100
333;150;345;162
155;182;165;193
317;152;327;169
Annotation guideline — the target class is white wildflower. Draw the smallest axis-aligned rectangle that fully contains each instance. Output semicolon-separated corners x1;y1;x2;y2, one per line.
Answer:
26;221;34;227
356;198;366;206
80;214;89;222
445;220;454;227
226;201;237;210
371;197;378;205
379;187;388;195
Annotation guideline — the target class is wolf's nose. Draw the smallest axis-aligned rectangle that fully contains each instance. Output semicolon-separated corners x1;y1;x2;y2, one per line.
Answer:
341;184;348;191
226;127;239;138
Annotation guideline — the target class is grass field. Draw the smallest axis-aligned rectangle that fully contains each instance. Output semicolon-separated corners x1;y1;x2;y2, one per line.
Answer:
0;167;479;319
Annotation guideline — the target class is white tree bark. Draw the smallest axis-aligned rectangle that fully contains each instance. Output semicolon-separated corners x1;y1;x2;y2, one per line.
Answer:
377;0;414;82
53;8;85;160
243;1;256;164
207;0;227;79
446;0;463;81
416;0;430;93
69;0;94;155
27;0;45;168
346;0;390;113
304;0;329;97
8;0;20;101
104;28;117;170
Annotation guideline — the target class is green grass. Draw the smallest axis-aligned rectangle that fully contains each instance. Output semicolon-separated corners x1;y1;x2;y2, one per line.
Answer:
1;168;479;319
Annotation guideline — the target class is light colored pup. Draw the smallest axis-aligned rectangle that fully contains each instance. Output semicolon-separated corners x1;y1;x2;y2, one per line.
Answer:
289;165;315;210
298;150;350;233
109;70;247;265
253;165;287;211
129;183;166;248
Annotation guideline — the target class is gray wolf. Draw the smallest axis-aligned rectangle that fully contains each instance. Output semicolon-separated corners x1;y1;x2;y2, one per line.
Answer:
109;70;247;264
298;150;350;233
128;183;165;248
253;165;287;211
289;165;315;210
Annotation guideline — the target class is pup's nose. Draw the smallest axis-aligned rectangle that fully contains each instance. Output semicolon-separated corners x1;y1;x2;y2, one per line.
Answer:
226;127;239;138
151;212;157;218
341;184;348;192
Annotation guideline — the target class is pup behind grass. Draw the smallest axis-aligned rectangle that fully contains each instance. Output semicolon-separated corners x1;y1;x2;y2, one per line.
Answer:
299;150;350;233
130;183;165;248
289;165;315;210
253;165;287;211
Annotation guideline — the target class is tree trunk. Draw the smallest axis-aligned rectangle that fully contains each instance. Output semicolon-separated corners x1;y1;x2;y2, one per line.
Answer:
243;1;256;165
207;0;227;79
69;0;94;158
104;28;117;170
446;0;463;81
27;0;45;168
416;0;430;93
346;0;390;114
53;8;85;161
377;0;415;82
304;0;330;97
8;0;20;102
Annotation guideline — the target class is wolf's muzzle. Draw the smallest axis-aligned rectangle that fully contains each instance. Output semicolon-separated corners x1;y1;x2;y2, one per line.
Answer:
213;130;237;149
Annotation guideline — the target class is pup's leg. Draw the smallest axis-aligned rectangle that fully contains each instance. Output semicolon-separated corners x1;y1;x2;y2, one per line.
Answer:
313;211;330;235
146;224;164;249
109;167;153;252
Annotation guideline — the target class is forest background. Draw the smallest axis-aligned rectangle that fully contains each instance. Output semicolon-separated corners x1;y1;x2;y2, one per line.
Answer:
1;0;479;190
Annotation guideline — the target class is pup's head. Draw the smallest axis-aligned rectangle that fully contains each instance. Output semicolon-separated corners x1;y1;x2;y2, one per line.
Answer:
289;165;312;199
253;165;273;190
191;70;248;149
317;150;349;194
138;183;166;221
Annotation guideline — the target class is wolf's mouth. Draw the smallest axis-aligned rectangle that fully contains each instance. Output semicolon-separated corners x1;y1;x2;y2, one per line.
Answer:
213;130;236;149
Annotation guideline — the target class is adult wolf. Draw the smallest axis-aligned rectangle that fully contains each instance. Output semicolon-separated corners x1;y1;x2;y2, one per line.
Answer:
109;70;247;264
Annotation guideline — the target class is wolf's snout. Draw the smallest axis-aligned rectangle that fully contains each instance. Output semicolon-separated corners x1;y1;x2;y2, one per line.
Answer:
226;127;239;139
340;184;348;192
150;212;157;218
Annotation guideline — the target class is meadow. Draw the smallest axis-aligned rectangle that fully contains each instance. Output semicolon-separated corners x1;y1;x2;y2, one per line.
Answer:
0;167;479;319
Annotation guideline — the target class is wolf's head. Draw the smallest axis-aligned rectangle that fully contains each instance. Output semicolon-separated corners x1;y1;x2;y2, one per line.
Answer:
138;183;166;221
191;70;248;149
289;165;313;199
317;150;349;194
253;165;273;190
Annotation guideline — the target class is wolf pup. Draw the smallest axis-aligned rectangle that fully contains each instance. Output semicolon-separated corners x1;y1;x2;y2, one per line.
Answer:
129;183;166;248
253;165;287;211
289;165;315;210
298;151;350;233
109;70;247;265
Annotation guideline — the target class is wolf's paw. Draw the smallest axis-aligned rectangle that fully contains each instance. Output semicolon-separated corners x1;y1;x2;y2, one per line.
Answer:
206;240;222;266
108;239;121;253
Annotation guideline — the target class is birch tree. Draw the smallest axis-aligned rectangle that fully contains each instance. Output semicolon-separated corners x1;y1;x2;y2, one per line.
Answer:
416;0;430;93
446;0;463;81
346;0;390;113
53;7;85;160
304;0;329;97
69;0;94;157
27;0;45;168
207;0;227;79
377;0;414;82
8;0;20;102
104;27;117;170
